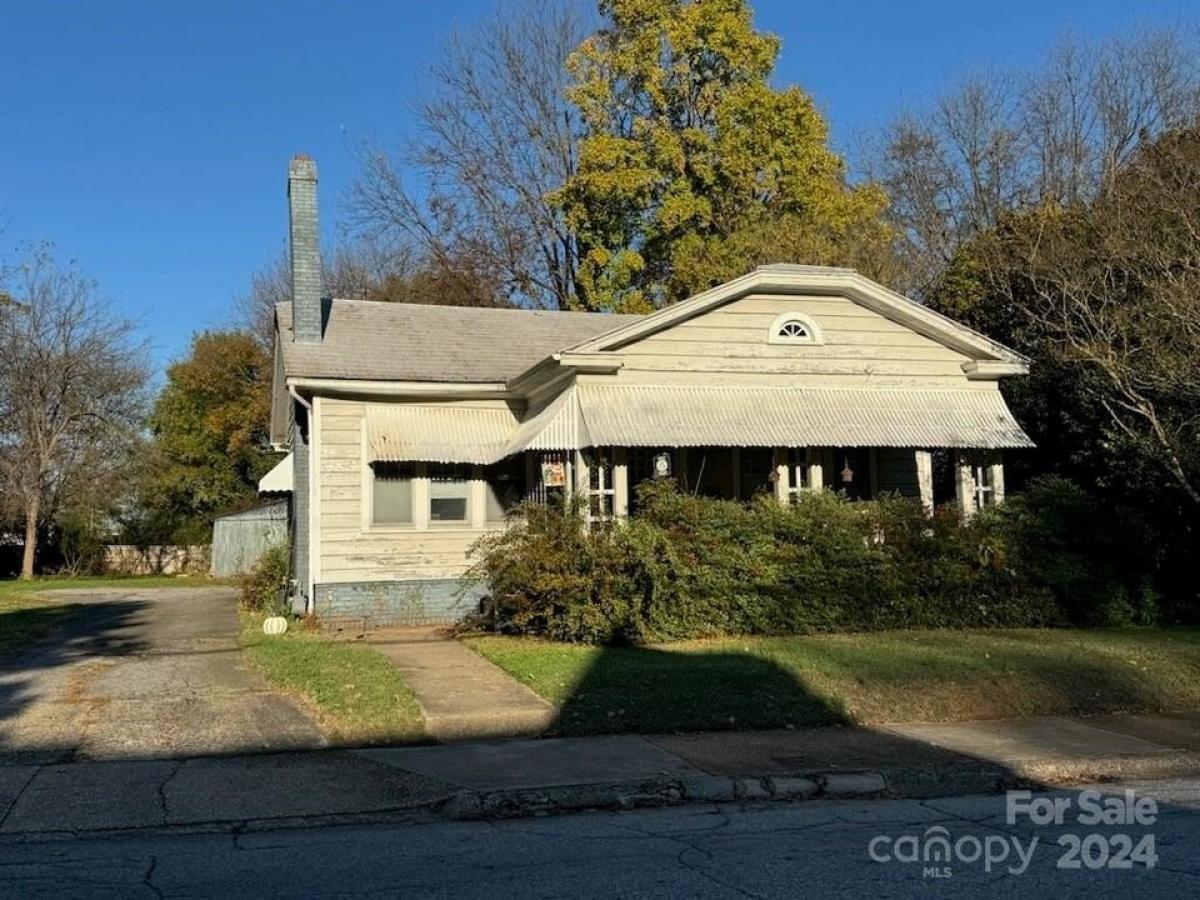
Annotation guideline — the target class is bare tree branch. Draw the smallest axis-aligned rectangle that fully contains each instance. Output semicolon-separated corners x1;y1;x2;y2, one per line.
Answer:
0;246;150;576
348;0;591;310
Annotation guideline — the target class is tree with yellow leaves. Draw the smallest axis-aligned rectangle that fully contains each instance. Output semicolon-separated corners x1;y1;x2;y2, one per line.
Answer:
553;0;892;312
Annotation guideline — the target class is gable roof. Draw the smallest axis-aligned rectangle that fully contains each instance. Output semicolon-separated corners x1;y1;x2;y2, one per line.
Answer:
276;266;1028;389
276;299;641;383
560;265;1029;367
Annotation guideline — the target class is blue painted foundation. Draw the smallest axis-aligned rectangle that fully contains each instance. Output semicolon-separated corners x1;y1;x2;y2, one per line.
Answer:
314;579;487;628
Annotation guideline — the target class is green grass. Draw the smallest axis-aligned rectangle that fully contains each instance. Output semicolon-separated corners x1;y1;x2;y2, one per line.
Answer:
464;628;1200;736
0;574;224;658
240;612;426;744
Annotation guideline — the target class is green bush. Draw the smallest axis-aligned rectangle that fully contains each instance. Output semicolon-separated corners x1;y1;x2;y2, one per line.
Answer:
997;475;1159;626
469;479;1071;644
241;543;290;617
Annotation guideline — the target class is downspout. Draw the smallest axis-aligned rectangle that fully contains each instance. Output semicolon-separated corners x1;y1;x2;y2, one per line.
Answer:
288;384;316;614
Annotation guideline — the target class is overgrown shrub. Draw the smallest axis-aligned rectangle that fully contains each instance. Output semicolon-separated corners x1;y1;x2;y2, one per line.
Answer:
241;543;290;616
997;475;1159;626
469;479;1075;644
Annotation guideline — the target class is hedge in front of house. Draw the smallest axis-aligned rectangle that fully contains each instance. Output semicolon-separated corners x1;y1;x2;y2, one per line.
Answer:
468;477;1134;644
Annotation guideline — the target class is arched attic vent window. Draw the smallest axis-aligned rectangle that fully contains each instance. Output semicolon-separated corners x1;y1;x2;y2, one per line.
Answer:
768;312;823;345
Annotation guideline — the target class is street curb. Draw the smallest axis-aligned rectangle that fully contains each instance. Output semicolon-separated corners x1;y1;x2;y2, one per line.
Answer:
5;753;1196;842
435;770;892;821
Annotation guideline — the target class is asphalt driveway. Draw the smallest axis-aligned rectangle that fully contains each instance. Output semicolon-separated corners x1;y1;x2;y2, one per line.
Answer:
0;586;323;763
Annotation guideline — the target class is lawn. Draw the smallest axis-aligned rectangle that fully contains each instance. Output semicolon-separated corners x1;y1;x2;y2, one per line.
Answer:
240;612;426;744
0;575;219;658
464;628;1200;736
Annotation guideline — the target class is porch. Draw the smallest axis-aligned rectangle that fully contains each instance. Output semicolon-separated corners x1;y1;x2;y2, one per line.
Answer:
553;445;1006;520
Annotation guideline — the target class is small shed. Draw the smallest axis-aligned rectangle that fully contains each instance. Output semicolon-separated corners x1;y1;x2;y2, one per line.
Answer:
210;500;289;577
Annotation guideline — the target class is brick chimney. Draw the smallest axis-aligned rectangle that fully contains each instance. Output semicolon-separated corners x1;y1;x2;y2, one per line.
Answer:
287;155;323;343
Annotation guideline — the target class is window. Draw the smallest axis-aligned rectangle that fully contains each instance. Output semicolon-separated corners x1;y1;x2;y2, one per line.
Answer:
768;311;823;345
586;449;615;520
970;451;1002;509
778;320;809;339
783;448;809;502
371;462;414;526
484;455;526;523
429;463;472;523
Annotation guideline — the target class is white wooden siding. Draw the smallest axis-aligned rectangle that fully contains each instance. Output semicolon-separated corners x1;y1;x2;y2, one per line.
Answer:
317;398;499;582
608;293;978;387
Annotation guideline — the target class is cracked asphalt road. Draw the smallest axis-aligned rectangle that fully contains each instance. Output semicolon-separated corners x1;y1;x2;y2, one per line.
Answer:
0;586;323;763
1;781;1197;898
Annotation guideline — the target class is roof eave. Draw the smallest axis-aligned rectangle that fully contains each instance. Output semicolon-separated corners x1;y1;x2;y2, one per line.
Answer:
505;353;623;399
286;375;513;399
962;359;1030;379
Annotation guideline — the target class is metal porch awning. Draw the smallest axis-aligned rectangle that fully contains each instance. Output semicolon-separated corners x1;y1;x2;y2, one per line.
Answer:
574;384;1033;449
500;387;590;457
365;403;520;465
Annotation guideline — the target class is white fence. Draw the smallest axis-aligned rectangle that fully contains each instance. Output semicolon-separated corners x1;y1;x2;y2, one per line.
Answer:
104;544;210;576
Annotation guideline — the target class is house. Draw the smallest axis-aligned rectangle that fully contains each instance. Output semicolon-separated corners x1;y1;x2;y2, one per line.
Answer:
265;156;1032;626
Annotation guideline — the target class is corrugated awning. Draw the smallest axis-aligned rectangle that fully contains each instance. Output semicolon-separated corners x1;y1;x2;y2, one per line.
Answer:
366;403;520;464
575;384;1033;449
500;387;590;457
363;385;1032;464
257;453;293;493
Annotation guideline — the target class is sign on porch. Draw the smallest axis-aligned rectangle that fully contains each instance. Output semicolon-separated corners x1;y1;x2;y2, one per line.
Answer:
541;460;566;488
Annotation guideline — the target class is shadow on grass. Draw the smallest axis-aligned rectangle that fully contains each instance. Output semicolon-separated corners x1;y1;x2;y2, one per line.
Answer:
0;602;84;659
549;644;849;737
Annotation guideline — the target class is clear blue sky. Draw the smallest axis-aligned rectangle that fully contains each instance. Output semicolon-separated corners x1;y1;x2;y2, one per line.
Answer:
0;0;1193;373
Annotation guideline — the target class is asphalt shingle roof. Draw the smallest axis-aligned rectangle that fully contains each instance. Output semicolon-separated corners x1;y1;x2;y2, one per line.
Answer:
276;300;642;383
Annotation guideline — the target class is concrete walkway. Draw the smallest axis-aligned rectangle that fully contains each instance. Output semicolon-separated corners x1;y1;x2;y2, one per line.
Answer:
363;628;556;741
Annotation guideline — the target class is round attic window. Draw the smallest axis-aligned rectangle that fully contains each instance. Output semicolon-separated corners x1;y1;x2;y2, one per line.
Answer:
768;312;823;345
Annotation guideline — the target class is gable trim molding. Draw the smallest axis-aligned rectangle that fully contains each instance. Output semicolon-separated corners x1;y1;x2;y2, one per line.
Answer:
559;265;1029;369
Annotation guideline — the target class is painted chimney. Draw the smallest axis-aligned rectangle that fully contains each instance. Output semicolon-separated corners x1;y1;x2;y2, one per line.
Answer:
287;155;323;343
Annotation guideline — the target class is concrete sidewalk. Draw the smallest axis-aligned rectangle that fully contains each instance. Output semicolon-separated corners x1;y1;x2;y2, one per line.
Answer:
362;628;555;741
4;712;1200;837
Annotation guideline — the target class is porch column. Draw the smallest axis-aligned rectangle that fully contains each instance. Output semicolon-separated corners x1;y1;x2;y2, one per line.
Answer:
730;448;742;500
953;450;977;519
988;452;1005;505
413;465;431;529
524;451;539;502
613;448;630;517
915;450;934;513
807;449;825;492
573;450;589;504
773;447;790;504
469;465;487;528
